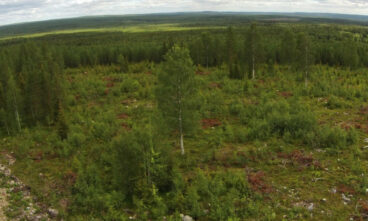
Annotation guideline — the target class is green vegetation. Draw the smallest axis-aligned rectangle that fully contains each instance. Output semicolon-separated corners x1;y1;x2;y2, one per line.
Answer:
0;14;368;220
0;24;225;41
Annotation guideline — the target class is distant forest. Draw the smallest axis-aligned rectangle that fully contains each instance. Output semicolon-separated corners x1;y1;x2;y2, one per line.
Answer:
1;12;368;38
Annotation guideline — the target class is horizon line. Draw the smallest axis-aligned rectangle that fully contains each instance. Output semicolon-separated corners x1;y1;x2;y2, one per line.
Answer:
1;10;368;28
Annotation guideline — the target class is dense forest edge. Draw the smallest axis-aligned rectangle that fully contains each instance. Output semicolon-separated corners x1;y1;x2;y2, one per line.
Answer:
0;15;368;220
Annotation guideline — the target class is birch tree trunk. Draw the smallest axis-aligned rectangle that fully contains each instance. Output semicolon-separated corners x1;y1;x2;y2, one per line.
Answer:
252;54;255;79
178;78;185;155
305;70;308;87
179;100;184;155
12;93;21;132
5;122;10;136
206;45;209;69
180;130;184;155
304;45;308;88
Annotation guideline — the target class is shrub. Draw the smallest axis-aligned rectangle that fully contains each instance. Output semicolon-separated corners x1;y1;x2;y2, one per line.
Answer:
67;132;86;148
247;119;270;141
303;126;358;149
229;100;244;116
326;95;350;109
120;78;141;93
203;91;228;118
237;96;357;149
233;126;250;143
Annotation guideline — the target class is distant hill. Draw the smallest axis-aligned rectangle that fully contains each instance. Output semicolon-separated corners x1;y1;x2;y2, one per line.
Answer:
0;12;367;39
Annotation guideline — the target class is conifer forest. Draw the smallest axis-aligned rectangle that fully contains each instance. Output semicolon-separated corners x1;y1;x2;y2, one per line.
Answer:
1;12;368;220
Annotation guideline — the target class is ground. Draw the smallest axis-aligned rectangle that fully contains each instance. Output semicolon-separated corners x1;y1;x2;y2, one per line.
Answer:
0;187;8;221
1;64;368;220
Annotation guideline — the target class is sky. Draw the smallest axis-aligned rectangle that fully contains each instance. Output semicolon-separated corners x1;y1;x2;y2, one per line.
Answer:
0;0;368;26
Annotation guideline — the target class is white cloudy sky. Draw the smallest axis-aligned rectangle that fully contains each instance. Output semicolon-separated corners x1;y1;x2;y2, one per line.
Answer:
0;0;368;26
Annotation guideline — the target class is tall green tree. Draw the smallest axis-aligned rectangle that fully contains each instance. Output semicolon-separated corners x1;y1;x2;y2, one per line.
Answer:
226;26;242;79
56;100;68;140
245;23;261;79
117;54;129;73
0;55;14;135
280;29;297;65
156;46;200;155
296;32;311;87
201;32;213;69
341;39;359;69
6;74;22;132
0;57;10;135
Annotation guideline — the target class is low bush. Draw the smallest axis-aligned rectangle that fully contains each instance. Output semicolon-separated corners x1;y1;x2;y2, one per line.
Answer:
238;98;358;148
326;95;350;109
304;126;359;149
120;78;141;94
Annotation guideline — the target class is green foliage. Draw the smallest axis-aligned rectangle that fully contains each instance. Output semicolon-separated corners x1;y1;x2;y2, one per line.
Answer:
2;20;368;221
326;95;351;109
56;101;68;140
305;126;359;149
120;78;141;94
245;23;263;79
156;45;201;151
117;54;129;73
238;97;358;148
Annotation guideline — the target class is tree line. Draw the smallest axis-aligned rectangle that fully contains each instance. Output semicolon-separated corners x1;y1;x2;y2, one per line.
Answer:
2;23;366;71
0;42;66;136
0;23;367;136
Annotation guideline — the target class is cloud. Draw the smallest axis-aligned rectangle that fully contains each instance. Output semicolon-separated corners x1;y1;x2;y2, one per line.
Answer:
0;0;367;26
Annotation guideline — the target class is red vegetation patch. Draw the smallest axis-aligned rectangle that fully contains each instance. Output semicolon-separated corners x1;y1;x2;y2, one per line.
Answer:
359;106;368;115
29;151;43;162
103;76;112;81
106;82;114;88
195;66;211;75
87;102;98;108
353;116;368;134
247;171;272;193
121;123;131;130
117;113;129;119
339;122;353;131
354;122;364;130
209;82;221;89
237;151;247;158
337;184;355;194
121;99;137;105
64;170;77;186
67;76;74;83
359;201;368;217
214;150;234;168
103;76;120;82
201;118;222;129
353;115;368;134
59;198;69;211
278;91;293;98
278;150;320;168
196;70;210;75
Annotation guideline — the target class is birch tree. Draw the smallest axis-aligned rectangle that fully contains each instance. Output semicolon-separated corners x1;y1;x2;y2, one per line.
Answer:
246;23;261;79
156;46;199;155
